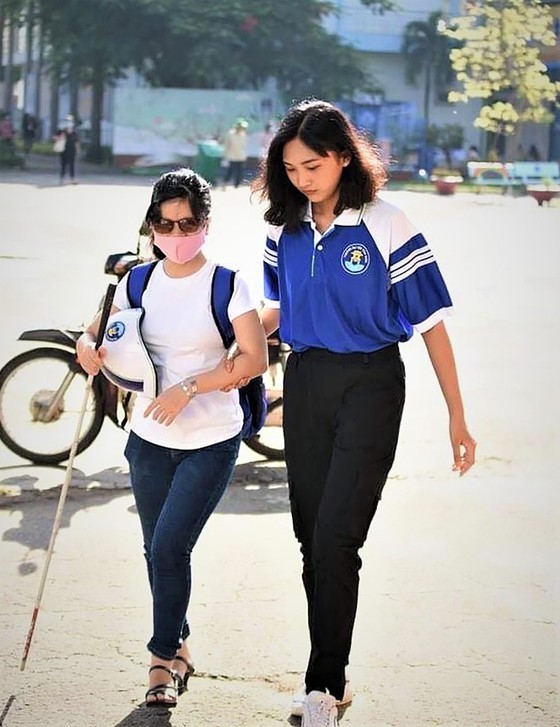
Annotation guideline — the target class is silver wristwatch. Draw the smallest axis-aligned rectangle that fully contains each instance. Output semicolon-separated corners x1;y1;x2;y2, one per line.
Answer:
179;377;198;398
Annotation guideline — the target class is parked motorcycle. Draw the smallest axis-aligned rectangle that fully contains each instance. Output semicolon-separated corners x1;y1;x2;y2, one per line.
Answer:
0;252;286;466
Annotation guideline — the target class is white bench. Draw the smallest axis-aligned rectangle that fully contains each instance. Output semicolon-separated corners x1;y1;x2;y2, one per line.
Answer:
467;162;512;188
508;161;560;186
467;160;560;193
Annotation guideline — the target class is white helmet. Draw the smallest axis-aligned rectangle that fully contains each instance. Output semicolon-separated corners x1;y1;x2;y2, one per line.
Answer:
101;308;157;398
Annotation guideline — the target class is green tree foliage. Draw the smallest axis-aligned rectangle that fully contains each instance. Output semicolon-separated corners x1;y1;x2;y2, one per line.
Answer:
23;0;398;158
36;0;398;101
443;0;560;136
401;11;458;127
40;0;151;88
136;0;382;101
37;0;161;158
359;0;397;12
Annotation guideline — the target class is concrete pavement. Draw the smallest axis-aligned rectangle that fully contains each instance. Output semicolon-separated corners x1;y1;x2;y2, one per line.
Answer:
0;167;557;725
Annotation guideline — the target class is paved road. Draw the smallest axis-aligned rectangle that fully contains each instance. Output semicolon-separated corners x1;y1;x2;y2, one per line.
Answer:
0;164;557;725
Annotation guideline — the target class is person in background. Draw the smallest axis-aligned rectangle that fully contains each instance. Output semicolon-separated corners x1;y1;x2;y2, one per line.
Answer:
21;112;38;156
53;114;80;183
0;111;14;151
76;168;267;708
467;144;480;161
249;99;476;727
527;144;541;162
222;118;248;188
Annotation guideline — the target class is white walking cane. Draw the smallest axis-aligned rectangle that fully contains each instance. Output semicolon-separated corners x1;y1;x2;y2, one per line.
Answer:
20;284;116;671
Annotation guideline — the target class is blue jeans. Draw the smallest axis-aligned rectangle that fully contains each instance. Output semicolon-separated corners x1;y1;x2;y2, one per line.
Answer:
124;430;241;660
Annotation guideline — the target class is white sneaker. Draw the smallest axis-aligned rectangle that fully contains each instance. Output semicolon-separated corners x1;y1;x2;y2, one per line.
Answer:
301;691;338;726
291;681;353;717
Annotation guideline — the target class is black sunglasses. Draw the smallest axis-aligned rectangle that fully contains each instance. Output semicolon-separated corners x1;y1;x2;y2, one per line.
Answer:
151;217;205;235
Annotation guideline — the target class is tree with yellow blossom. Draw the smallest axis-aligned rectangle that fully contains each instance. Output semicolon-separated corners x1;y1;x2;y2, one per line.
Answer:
442;0;560;150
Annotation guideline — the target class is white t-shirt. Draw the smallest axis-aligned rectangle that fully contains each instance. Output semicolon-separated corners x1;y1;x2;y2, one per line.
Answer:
112;259;256;449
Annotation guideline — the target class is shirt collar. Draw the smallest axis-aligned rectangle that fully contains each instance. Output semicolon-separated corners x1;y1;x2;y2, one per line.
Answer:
303;202;365;226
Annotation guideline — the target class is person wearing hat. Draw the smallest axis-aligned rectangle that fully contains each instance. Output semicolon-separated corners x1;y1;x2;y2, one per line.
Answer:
222;118;249;188
53;114;80;184
76;167;267;708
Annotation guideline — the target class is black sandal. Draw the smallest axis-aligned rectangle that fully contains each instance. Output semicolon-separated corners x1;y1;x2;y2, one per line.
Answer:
145;664;178;708
174;655;195;695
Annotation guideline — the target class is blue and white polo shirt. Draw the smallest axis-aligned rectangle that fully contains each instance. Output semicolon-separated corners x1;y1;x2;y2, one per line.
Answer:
263;198;453;353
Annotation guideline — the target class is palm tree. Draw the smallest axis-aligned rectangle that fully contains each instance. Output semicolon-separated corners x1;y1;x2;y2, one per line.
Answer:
401;11;456;129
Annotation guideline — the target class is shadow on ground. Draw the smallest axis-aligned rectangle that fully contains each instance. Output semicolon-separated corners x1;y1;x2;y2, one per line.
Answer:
1;460;289;572
113;704;173;726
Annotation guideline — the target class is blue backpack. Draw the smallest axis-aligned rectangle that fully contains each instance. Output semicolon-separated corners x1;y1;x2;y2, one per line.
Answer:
126;261;267;440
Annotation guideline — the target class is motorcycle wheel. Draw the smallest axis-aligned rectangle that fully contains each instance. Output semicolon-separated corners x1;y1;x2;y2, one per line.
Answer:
243;395;285;461
0;347;105;465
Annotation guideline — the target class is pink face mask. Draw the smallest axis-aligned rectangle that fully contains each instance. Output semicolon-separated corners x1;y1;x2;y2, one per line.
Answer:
153;228;206;264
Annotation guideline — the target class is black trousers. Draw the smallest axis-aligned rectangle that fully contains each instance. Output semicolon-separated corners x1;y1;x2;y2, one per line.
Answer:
223;160;244;187
283;345;405;700
60;151;76;180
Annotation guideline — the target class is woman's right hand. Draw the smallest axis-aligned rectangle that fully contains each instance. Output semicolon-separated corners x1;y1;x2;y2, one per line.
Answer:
76;334;106;376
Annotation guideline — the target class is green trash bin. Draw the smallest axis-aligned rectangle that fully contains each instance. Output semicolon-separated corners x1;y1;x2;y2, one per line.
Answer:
194;140;224;184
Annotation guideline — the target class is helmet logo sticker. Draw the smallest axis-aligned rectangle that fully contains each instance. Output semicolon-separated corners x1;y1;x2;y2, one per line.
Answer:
341;243;370;275
106;321;126;341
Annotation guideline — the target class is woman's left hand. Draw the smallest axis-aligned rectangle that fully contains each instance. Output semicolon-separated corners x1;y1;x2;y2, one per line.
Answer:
143;385;191;426
450;417;476;476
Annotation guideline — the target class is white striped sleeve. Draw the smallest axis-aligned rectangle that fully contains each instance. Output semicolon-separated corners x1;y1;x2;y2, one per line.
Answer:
263;228;280;305
263;243;278;269
390;245;436;285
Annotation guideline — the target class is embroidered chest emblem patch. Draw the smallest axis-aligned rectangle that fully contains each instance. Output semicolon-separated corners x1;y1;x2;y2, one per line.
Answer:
341;243;370;275
106;321;126;341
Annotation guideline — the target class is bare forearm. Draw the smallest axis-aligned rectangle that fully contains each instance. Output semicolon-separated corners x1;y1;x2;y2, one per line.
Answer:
260;306;280;337
422;321;476;475
194;352;267;395
422;321;464;418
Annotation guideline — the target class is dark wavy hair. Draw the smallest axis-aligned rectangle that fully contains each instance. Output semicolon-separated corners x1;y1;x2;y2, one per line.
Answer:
252;99;387;231
143;168;212;259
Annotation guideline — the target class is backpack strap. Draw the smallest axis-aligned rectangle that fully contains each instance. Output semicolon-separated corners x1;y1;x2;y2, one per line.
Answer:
126;260;158;308
126;261;236;343
211;265;236;349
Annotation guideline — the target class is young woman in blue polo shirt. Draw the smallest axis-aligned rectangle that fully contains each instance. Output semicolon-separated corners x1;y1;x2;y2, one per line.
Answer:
252;100;476;727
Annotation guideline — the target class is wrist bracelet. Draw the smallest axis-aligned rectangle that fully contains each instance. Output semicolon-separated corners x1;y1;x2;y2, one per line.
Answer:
179;377;198;398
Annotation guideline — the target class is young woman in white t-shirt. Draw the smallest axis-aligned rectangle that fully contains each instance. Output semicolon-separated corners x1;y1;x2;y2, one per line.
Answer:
77;168;267;708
